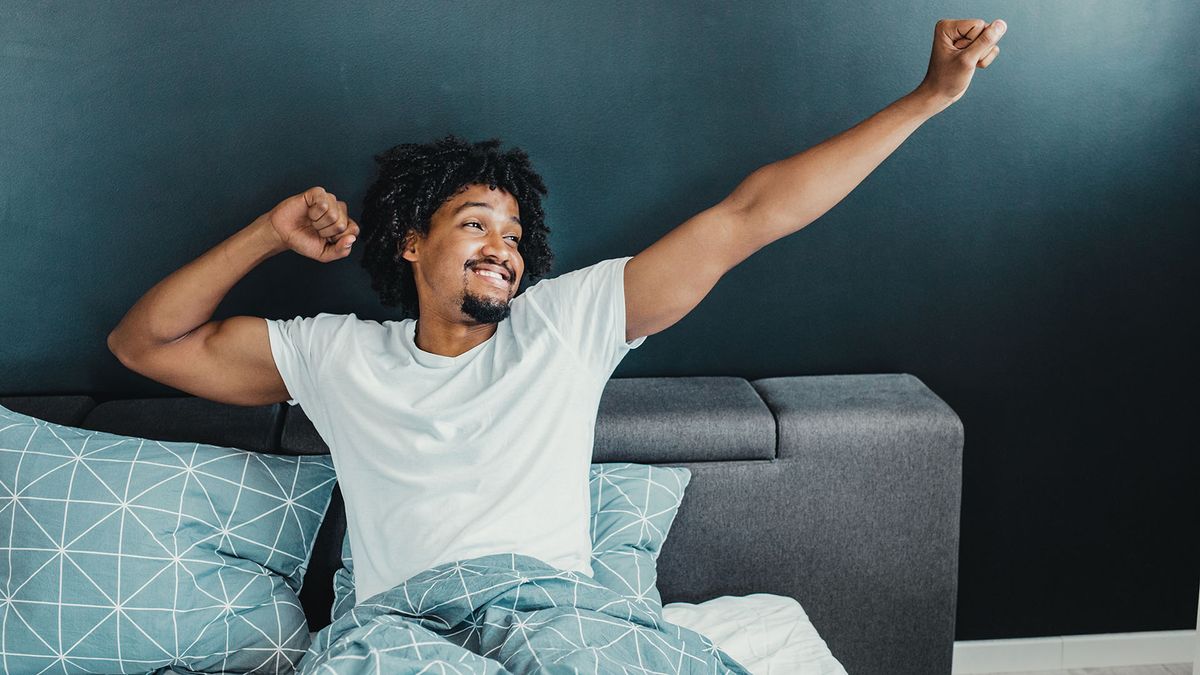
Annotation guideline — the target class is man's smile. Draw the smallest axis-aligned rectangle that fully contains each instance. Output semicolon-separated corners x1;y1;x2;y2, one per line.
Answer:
473;269;508;288
470;264;512;289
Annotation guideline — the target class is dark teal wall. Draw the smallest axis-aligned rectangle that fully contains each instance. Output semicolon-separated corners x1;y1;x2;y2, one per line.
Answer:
2;1;1196;640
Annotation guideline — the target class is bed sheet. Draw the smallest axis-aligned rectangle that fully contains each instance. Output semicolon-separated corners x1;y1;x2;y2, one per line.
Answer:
662;593;848;675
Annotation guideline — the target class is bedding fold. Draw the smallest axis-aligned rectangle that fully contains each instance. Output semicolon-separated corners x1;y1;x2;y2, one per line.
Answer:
299;553;751;674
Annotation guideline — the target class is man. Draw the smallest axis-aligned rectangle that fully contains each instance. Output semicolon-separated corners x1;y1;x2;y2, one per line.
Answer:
108;17;1005;670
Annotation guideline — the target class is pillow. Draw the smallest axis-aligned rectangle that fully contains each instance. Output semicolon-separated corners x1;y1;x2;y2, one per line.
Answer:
0;403;336;674
588;462;691;618
331;462;690;623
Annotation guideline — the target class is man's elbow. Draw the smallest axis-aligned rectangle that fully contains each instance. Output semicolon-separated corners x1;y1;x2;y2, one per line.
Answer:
107;328;142;368
108;330;130;365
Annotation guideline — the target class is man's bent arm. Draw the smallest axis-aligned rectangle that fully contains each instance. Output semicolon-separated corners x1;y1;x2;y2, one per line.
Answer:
107;217;287;358
106;188;356;406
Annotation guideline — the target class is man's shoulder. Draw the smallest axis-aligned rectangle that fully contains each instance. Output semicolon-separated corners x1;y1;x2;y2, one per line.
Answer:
520;256;631;297
272;312;402;342
295;311;396;327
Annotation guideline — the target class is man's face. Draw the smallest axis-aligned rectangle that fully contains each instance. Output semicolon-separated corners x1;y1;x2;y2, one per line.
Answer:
400;183;525;324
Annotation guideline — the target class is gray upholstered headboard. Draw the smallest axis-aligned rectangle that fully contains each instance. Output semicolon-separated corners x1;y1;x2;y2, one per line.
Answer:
1;373;964;675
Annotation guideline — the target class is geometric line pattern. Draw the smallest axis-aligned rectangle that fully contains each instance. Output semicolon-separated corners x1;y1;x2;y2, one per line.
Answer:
589;463;691;620
303;553;750;674
0;404;336;674
331;463;691;628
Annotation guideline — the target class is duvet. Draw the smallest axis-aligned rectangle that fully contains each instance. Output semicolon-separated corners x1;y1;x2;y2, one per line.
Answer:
298;553;752;674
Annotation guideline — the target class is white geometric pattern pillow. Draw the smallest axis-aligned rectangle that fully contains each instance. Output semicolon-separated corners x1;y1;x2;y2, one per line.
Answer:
330;462;691;623
0;403;336;674
589;462;691;618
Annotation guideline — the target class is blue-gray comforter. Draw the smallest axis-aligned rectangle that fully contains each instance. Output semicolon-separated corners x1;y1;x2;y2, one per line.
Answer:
298;553;751;674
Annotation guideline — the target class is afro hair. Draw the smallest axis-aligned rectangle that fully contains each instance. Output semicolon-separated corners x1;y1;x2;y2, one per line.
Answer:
357;134;553;319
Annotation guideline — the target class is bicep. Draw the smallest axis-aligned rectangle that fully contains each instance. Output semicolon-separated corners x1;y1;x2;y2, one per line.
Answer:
624;200;761;342
116;316;291;407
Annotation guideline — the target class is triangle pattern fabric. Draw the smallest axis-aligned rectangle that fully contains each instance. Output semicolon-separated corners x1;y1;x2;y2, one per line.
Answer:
0;403;337;674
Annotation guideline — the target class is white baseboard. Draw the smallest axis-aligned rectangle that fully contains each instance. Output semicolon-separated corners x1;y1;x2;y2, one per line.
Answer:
952;630;1196;674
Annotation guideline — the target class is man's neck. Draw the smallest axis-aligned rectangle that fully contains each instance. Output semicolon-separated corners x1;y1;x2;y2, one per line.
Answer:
413;318;498;358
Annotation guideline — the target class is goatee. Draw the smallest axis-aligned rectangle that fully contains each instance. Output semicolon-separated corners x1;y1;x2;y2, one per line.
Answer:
461;290;511;324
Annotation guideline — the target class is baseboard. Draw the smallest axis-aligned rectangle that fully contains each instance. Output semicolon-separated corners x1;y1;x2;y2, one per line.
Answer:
952;630;1196;674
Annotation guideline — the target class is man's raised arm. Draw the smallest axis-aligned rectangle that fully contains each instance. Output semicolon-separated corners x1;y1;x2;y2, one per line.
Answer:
623;18;1007;342
107;186;360;407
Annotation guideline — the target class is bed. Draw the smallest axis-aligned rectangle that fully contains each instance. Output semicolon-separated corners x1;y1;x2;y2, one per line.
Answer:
0;373;962;674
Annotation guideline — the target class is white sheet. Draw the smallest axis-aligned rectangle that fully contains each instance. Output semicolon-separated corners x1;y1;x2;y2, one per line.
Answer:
663;593;849;675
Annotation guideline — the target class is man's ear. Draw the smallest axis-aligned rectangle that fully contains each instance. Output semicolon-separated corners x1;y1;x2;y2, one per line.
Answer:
398;230;420;263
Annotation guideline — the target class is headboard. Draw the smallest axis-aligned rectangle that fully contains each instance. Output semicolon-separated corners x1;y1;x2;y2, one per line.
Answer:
1;373;963;675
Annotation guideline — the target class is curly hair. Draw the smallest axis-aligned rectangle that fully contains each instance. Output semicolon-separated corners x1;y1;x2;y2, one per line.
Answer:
358;135;553;319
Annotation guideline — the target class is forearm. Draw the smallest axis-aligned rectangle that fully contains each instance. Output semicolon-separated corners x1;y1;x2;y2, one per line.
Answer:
108;216;287;356
728;87;946;247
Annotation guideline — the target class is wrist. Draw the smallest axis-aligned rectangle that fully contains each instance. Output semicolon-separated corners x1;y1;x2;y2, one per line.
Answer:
247;215;289;256
904;84;954;118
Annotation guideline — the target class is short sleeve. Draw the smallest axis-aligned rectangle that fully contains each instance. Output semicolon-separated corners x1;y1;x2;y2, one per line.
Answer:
264;312;356;417
521;256;647;379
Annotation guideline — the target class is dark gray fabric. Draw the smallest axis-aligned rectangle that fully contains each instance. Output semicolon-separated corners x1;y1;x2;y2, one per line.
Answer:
0;395;95;426
280;404;328;454
0;375;964;675
80;396;283;453
748;373;964;675
299;484;345;632
593;377;776;462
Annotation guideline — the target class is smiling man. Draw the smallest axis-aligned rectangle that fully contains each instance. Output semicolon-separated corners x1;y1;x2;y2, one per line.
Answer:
107;17;1005;672
413;186;525;325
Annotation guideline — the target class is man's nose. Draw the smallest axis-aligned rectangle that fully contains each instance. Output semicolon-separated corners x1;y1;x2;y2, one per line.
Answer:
479;231;514;259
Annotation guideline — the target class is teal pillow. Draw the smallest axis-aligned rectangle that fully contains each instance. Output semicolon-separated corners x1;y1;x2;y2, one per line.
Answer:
588;462;691;617
0;403;336;674
330;462;691;623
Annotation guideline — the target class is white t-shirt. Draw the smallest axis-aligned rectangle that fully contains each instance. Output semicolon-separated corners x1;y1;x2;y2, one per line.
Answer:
265;256;647;604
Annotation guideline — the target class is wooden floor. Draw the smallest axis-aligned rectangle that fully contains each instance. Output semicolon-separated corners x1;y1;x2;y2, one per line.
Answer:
976;664;1191;675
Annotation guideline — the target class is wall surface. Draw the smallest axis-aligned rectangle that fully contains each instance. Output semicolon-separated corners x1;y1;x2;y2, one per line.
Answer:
2;1;1196;641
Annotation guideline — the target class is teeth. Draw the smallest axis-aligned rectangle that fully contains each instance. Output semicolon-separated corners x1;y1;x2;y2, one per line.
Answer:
474;269;504;281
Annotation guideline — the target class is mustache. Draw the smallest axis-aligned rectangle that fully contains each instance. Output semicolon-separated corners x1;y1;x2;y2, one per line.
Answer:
467;262;513;280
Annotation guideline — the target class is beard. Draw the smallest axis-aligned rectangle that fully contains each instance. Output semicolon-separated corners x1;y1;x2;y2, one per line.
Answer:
460;287;511;324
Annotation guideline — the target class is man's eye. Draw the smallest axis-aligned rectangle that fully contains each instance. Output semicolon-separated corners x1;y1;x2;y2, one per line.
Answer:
467;222;519;243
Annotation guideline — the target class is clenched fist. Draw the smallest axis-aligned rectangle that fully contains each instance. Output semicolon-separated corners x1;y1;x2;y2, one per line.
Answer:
257;186;361;263
918;18;1007;112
